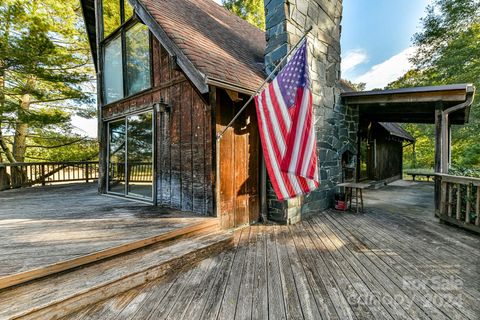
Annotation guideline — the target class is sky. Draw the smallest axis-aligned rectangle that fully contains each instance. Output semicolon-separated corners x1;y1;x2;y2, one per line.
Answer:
74;0;431;137
341;0;431;89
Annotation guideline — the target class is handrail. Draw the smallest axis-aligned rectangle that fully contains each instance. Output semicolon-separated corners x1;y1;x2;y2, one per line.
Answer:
0;161;100;190
438;174;480;234
0;161;98;167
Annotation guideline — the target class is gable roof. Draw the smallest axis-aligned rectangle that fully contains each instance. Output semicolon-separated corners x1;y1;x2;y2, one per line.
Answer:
81;0;266;94
378;122;415;142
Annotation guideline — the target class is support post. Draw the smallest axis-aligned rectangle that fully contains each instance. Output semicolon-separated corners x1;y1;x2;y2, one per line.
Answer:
434;102;443;214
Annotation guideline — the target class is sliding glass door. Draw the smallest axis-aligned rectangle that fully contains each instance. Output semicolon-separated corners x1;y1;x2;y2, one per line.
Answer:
126;112;153;199
108;119;126;194
107;111;153;201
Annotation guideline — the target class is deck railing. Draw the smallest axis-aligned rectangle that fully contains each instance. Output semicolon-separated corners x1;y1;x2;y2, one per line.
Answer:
0;161;99;190
438;173;480;234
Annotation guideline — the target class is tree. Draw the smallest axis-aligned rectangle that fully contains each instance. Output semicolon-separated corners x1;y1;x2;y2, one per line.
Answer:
0;0;95;165
341;79;366;92
389;0;480;168
222;0;265;30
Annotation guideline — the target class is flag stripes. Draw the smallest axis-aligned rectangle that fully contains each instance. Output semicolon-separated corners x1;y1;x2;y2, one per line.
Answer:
254;39;319;200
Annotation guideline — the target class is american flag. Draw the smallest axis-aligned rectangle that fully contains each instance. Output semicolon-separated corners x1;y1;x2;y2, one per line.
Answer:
254;40;319;201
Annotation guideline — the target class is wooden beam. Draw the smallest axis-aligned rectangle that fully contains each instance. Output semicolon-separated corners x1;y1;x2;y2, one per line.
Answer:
95;0;107;194
343;90;466;105
210;86;219;219
225;89;242;102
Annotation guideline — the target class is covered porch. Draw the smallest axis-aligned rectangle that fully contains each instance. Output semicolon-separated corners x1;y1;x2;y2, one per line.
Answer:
342;84;476;220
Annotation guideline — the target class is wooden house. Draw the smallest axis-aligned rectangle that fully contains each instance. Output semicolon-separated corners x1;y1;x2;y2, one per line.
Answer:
80;0;474;225
358;121;415;182
80;0;266;228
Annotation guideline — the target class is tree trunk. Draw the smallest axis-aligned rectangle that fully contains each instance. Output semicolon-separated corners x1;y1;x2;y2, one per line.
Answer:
13;93;31;162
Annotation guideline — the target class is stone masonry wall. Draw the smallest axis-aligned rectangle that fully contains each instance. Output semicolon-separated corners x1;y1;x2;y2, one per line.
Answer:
264;0;359;224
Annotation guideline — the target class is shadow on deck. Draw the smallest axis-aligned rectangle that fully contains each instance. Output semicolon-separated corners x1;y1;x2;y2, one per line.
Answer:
64;181;480;320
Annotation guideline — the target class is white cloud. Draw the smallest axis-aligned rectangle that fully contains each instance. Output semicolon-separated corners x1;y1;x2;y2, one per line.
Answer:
71;116;98;138
342;49;369;73
353;47;416;90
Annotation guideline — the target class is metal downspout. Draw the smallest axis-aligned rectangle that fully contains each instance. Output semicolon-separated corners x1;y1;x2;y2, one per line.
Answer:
440;85;475;173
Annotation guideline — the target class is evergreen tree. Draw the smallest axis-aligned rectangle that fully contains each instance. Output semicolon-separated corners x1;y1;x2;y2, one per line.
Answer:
0;0;95;164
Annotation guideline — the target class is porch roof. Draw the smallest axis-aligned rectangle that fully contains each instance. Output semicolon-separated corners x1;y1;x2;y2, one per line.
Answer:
341;84;475;124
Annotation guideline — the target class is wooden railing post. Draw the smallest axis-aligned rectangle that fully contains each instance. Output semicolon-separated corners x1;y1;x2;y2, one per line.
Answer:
435;173;480;234
447;182;453;217
466;184;471;224
41;164;46;186
456;184;461;220
476;186;480;226
440;180;447;216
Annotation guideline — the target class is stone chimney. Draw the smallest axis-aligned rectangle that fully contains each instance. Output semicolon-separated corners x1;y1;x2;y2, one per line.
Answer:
264;0;358;224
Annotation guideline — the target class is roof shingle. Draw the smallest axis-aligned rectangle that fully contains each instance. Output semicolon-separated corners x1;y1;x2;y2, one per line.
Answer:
140;0;266;92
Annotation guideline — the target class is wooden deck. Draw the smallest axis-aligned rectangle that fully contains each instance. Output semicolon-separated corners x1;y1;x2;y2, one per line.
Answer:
0;183;215;289
64;181;480;320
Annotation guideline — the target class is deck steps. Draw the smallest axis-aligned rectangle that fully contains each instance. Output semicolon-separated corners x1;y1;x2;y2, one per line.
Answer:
0;224;233;320
0;217;220;290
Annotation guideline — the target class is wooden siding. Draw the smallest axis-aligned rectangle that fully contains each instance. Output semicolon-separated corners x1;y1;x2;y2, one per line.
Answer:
216;90;260;228
102;37;213;215
372;139;403;181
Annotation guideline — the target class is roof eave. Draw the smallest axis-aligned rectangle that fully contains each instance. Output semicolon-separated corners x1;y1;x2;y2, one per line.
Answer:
205;77;257;96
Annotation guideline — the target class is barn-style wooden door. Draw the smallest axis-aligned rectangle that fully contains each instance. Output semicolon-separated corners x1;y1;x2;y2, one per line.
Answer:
216;89;260;229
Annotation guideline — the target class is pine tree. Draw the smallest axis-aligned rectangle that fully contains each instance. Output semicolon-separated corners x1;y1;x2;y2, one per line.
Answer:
0;0;95;165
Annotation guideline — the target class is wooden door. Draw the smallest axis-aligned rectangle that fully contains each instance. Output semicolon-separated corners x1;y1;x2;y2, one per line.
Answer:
216;89;260;228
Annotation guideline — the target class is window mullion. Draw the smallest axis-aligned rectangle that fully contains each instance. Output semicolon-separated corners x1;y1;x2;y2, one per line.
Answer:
121;28;128;98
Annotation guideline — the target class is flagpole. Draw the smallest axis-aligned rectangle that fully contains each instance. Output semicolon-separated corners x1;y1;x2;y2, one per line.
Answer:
216;26;313;141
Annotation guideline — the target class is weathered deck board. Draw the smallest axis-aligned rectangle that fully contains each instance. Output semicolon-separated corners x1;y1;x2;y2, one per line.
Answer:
59;182;480;320
0;183;214;284
64;210;480;320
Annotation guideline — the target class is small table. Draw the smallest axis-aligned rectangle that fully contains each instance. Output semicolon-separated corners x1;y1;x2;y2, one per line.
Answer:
337;182;371;214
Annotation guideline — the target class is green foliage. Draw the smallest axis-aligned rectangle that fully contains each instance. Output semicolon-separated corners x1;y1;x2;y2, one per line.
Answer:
25;131;98;162
449;165;480;178
402;123;435;169
341;79;366;92
222;0;265;30
0;0;96;163
390;0;480;169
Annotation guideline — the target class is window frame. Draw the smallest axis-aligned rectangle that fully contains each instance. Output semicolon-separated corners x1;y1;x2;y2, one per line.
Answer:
106;109;155;203
100;0;153;106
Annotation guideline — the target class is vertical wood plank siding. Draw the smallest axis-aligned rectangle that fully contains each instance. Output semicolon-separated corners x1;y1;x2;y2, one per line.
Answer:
216;90;260;228
103;37;213;215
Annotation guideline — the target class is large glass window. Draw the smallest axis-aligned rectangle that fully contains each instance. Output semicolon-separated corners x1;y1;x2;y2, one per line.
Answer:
126;24;151;96
102;22;151;104
107;111;153;201
103;36;124;104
